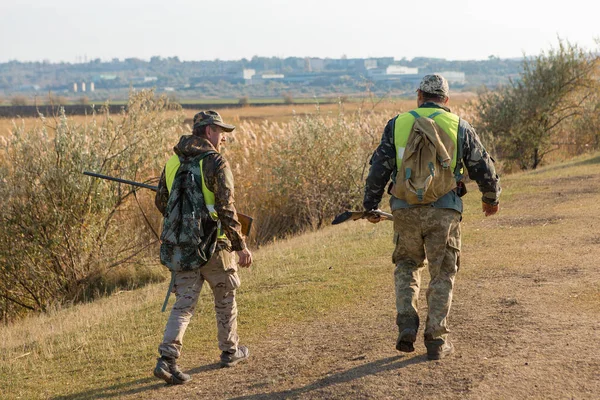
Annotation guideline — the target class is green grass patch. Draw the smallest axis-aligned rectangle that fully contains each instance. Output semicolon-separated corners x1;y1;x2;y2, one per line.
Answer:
0;219;394;399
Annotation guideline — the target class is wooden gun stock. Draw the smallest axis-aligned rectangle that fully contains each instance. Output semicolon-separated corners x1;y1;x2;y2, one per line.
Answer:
331;209;393;225
237;213;253;237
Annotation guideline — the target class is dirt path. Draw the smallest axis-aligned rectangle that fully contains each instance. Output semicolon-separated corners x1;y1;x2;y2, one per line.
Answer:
122;264;597;399
57;167;600;400
134;239;598;398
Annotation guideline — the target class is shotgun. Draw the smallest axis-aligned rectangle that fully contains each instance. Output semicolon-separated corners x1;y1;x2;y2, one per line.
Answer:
331;209;393;225
83;171;253;236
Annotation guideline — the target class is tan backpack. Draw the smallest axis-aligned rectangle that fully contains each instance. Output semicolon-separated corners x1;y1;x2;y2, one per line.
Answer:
391;110;457;204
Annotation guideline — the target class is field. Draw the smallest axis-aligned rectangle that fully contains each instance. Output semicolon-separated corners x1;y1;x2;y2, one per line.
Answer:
0;94;479;136
1;100;597;399
1;148;599;397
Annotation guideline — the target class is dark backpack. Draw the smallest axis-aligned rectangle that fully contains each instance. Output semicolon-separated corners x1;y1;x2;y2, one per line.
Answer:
391;110;457;204
159;152;217;272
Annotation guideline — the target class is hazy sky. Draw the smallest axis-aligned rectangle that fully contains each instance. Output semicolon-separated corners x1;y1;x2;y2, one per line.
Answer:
1;0;598;63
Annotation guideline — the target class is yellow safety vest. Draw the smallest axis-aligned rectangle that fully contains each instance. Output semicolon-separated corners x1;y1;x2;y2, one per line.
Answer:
393;108;460;172
164;155;226;239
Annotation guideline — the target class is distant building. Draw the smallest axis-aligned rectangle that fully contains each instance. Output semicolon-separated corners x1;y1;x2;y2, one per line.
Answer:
262;74;284;79
306;58;325;72
81;82;86;92
367;65;419;83
250;73;285;84
385;65;419;75
242;69;256;80
435;71;466;85
73;83;78;92
364;59;378;70
17;84;41;91
130;76;158;84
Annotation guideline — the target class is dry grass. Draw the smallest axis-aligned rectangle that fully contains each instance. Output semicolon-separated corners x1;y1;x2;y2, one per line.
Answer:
188;94;477;125
1;209;392;399
1;151;599;399
0;94;477;139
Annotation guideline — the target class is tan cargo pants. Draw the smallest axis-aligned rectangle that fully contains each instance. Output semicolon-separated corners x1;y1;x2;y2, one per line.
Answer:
158;249;241;359
392;207;461;345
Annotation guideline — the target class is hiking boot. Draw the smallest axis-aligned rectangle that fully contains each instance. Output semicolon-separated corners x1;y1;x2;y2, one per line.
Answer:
396;328;417;353
220;345;249;368
426;341;454;360
153;356;191;385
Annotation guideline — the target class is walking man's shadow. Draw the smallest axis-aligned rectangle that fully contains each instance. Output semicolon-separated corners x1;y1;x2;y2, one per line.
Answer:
230;354;427;400
53;363;221;400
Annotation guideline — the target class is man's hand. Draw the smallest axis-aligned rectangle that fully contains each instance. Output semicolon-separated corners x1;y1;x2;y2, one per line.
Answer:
236;248;253;268
366;209;383;224
482;202;499;217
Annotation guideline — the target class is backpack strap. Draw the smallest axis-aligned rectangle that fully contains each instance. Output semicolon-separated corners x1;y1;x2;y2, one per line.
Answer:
427;110;445;119
410;109;445;119
409;110;420;119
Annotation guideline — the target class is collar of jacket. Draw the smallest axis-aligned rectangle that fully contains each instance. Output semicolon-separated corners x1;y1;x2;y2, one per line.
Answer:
419;101;451;113
173;135;218;158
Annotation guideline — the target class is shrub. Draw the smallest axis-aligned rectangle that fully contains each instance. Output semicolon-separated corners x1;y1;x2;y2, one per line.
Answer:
283;92;294;104
224;106;386;244
10;95;28;106
46;93;68;105
476;40;600;169
238;96;250;107
0;90;184;320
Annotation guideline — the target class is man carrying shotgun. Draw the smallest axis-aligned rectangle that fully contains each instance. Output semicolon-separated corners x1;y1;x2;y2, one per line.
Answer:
153;110;252;384
364;75;501;360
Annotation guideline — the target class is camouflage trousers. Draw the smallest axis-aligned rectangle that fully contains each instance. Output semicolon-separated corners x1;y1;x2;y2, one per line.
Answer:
392;207;461;345
158;250;241;359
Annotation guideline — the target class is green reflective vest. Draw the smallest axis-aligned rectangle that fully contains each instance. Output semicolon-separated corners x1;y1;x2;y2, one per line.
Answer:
393;108;460;173
165;154;226;240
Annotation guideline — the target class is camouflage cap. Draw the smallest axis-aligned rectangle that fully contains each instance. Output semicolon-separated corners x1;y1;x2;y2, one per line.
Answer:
418;74;449;97
192;110;235;132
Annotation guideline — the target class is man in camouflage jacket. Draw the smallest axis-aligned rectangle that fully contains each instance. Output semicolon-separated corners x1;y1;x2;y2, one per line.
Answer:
364;75;501;360
153;111;253;384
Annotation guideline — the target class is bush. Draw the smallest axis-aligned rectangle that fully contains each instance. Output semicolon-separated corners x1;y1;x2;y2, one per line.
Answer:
10;95;28;106
224;106;385;244
283;92;294;104
238;96;250;107
0;90;184;320
44;93;69;106
476;40;600;170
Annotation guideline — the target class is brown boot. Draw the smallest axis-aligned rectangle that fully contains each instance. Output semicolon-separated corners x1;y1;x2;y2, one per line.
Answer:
220;345;249;368
426;341;454;360
153;356;191;384
396;328;417;353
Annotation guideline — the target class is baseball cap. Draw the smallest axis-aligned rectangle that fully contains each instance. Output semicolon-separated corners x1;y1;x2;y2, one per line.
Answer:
418;74;449;97
192;110;235;132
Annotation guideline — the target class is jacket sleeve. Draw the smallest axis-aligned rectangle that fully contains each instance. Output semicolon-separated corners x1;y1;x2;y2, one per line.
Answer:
363;118;396;211
155;168;169;216
461;121;501;205
204;154;247;251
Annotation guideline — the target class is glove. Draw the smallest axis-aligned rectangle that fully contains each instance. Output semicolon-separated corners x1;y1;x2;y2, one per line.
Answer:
482;202;499;217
